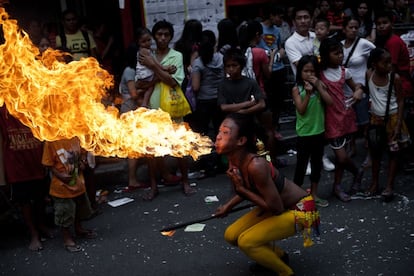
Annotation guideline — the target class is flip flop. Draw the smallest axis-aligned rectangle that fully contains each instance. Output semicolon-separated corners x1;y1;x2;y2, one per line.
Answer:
64;244;82;253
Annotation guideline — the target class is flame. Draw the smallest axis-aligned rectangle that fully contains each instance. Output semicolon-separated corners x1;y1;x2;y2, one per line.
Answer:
160;230;176;237
0;8;212;159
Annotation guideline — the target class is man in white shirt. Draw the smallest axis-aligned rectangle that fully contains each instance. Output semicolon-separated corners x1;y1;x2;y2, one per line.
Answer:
285;5;316;77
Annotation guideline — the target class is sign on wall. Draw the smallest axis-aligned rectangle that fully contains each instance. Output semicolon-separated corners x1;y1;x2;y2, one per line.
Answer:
141;0;226;43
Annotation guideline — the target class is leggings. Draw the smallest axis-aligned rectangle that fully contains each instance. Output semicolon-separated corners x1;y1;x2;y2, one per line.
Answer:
224;207;296;276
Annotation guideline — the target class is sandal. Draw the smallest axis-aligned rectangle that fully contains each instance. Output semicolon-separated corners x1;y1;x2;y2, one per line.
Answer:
64;244;82;253
334;187;351;202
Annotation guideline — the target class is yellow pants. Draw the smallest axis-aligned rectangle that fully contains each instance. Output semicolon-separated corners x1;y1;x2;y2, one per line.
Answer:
224;207;296;276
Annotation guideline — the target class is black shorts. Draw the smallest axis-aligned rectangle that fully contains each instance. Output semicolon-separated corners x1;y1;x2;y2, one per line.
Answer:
328;134;352;150
11;178;49;204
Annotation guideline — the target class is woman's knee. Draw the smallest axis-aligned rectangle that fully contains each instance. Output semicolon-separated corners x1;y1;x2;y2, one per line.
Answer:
224;226;239;246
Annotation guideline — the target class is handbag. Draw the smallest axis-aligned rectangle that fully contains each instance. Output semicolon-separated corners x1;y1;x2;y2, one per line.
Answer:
185;76;197;112
159;82;192;118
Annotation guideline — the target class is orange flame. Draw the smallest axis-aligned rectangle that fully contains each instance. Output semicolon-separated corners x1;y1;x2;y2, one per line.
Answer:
160;230;176;237
0;8;212;159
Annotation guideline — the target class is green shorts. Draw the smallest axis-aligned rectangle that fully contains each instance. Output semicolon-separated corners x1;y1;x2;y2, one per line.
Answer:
52;193;93;228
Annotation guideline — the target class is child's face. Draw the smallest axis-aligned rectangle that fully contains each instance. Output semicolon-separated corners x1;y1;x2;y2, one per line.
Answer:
376;16;392;36
343;19;359;40
328;47;344;67
224;59;242;79
374;52;393;73
301;62;316;81
38;38;50;53
315;22;329;40
138;33;152;49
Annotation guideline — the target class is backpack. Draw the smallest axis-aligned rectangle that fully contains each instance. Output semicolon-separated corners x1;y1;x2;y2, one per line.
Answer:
242;47;256;79
59;30;91;56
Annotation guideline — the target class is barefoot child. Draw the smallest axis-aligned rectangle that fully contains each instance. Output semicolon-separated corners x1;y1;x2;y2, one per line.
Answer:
291;55;333;207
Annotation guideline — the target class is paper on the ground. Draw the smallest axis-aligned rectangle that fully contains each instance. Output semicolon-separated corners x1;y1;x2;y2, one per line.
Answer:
204;195;219;203
108;197;134;207
184;223;206;232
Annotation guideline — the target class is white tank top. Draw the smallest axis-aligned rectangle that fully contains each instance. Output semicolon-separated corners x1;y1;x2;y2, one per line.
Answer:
368;72;398;117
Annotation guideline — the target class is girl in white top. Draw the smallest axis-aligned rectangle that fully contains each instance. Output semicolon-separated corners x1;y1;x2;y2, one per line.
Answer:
365;47;410;201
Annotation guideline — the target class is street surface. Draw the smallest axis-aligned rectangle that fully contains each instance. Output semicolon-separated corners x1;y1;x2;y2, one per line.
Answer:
1;139;414;276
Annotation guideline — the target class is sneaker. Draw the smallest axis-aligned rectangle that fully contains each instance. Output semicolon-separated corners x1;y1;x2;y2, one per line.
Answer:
314;197;329;208
305;162;311;176
323;155;335;171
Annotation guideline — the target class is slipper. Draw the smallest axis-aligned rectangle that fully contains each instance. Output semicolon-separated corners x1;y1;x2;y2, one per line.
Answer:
64;244;82;253
76;230;97;239
122;183;150;192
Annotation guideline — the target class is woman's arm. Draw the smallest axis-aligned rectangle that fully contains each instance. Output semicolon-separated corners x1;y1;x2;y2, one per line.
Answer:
138;51;178;87
191;71;201;92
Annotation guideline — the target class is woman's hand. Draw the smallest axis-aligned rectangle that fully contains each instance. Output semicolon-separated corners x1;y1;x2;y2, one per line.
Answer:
227;167;244;193
214;204;231;218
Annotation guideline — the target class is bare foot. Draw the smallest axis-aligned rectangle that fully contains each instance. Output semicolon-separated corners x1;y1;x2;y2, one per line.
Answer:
28;238;43;251
142;189;159;201
183;184;196;196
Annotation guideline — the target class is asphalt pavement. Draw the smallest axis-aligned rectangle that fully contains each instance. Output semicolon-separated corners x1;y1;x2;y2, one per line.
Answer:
1;138;414;276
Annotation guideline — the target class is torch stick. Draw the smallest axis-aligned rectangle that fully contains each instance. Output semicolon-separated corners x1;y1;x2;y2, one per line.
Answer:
160;203;255;233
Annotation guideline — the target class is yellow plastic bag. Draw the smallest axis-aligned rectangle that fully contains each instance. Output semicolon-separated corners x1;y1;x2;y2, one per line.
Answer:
160;82;192;118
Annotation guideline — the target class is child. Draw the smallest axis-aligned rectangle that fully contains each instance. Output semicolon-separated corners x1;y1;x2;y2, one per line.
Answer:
319;37;364;202
42;137;96;252
313;18;331;60
375;10;414;172
292;55;333;207
364;48;410;201
217;47;266;119
135;27;176;108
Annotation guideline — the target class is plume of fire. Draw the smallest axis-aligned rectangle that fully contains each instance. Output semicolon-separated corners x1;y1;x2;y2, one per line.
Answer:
0;8;212;159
